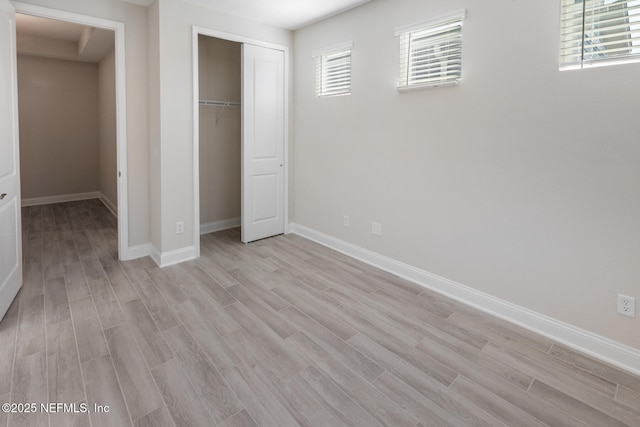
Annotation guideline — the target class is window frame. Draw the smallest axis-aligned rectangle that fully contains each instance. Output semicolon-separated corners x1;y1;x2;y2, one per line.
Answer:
395;9;466;91
560;0;640;70
313;42;353;98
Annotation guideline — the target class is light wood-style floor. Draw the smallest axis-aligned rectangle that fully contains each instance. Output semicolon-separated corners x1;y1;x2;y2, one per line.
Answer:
2;200;640;427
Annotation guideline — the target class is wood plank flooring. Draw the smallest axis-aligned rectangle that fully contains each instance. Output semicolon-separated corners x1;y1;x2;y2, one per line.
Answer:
2;199;640;426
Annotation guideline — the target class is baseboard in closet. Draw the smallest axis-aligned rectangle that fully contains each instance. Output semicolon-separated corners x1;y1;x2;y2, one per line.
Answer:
200;217;240;235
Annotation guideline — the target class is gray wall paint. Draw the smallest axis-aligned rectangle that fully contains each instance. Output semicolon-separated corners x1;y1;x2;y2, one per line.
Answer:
198;36;241;226
292;0;640;350
18;54;100;199
98;47;117;210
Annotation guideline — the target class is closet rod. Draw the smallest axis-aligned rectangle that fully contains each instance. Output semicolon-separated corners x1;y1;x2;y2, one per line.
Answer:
199;99;240;125
199;100;241;107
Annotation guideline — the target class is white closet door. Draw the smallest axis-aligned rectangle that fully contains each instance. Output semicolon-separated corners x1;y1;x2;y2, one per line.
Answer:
0;0;22;321
241;43;285;243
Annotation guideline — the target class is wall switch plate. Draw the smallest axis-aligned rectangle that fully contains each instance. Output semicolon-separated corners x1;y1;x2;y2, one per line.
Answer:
371;222;382;236
176;221;185;234
343;215;350;227
617;294;636;318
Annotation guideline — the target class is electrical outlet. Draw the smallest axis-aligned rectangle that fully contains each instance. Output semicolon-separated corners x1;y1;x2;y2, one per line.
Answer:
371;222;382;236
343;215;350;227
617;294;636;318
176;221;185;234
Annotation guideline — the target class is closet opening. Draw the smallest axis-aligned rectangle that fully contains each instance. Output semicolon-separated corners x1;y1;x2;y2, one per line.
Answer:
198;35;242;242
16;13;120;262
193;27;287;257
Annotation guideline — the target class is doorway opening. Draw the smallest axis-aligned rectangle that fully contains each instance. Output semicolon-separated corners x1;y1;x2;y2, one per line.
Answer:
13;3;129;261
16;13;119;264
193;27;289;259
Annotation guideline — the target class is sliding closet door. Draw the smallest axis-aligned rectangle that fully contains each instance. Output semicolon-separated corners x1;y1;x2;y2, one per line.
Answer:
241;43;285;243
0;0;22;321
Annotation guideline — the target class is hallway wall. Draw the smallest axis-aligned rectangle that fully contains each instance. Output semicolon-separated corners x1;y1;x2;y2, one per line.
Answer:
17;54;99;200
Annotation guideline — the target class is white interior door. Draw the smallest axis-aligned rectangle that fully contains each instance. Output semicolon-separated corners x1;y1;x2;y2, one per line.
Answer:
241;43;285;243
0;0;22;321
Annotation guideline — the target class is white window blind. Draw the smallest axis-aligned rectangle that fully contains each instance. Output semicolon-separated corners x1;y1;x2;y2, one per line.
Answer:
314;43;352;97
560;0;640;69
396;10;466;90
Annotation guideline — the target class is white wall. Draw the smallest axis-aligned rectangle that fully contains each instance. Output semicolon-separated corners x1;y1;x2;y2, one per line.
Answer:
198;36;241;227
17;0;149;248
293;0;640;350
17;54;99;199
98;47;117;210
151;0;292;254
148;0;161;252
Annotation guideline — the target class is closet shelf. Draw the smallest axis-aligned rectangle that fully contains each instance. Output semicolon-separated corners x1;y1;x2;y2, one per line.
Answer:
199;100;240;125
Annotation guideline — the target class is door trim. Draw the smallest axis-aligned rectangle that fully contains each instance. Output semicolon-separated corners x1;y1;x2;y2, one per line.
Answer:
13;2;130;260
192;26;289;257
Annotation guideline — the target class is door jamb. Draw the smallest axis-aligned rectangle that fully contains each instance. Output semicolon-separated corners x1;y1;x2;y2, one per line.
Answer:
192;26;289;258
12;2;130;260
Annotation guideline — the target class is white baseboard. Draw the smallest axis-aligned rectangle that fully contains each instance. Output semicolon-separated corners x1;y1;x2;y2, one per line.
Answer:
125;243;152;261
149;244;197;268
200;217;240;235
21;191;100;207
289;222;640;376
149;245;161;267
99;193;118;218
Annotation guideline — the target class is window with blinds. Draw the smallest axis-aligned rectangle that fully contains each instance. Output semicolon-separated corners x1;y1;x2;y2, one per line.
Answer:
560;0;640;69
314;43;352;97
396;10;466;90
